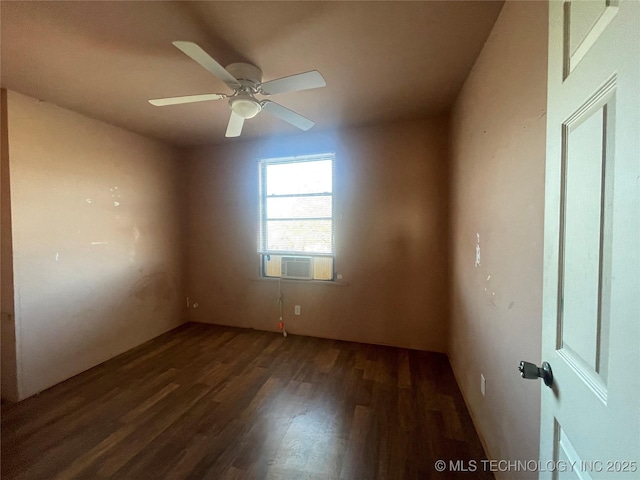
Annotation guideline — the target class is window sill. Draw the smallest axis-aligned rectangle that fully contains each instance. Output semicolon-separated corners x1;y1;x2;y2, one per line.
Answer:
251;277;349;287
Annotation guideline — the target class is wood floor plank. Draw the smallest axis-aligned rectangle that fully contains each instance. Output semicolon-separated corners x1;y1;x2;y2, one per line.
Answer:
1;323;493;479
339;405;374;480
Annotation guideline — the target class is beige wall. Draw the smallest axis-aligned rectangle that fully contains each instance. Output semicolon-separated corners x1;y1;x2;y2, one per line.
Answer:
5;91;186;400
186;118;450;352
1;89;19;401
449;2;547;478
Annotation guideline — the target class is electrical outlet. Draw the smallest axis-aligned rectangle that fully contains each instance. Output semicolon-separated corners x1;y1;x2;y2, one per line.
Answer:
480;374;486;396
294;305;301;315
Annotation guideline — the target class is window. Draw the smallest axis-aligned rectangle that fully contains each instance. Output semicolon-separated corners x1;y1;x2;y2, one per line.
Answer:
259;153;335;280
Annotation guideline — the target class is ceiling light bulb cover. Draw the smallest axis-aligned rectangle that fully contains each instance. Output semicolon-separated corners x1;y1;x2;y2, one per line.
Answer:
230;96;261;119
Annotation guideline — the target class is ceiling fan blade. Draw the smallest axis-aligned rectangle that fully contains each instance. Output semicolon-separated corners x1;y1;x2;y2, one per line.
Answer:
148;93;225;106
261;100;314;131
261;70;326;96
172;41;240;90
225;111;245;137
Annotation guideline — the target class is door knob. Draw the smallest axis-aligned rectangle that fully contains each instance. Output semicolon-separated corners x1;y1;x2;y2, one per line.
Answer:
518;361;553;387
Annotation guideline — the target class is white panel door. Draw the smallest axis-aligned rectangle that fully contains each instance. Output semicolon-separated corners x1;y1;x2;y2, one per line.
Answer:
540;0;639;479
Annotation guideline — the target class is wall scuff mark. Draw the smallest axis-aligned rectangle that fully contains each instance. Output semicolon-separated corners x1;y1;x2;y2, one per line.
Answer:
130;272;173;301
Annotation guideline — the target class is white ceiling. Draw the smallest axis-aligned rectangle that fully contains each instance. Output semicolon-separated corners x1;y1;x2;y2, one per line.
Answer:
1;1;504;146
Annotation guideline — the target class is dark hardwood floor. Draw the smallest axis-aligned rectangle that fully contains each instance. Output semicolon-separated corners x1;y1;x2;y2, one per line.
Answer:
1;323;493;479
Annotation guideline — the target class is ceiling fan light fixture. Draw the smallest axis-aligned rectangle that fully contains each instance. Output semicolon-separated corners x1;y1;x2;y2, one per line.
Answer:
229;95;261;119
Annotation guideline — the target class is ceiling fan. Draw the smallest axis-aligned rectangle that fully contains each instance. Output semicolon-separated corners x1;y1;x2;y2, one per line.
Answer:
149;41;326;137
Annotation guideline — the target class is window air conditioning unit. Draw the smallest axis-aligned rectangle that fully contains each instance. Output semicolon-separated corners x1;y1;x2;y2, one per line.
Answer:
281;256;313;280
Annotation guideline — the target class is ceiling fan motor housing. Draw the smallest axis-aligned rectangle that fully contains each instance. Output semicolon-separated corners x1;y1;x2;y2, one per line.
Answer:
226;63;263;88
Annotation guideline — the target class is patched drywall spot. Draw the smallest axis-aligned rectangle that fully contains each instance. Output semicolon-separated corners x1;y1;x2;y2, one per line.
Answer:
110;186;121;207
484;271;498;309
475;233;481;267
55;252;59;262
85;198;92;204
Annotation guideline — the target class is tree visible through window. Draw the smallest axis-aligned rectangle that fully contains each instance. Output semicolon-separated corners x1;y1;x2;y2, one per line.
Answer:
259;153;335;280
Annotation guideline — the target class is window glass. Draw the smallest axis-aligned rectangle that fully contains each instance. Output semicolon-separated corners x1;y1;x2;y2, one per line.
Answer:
259;154;335;281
